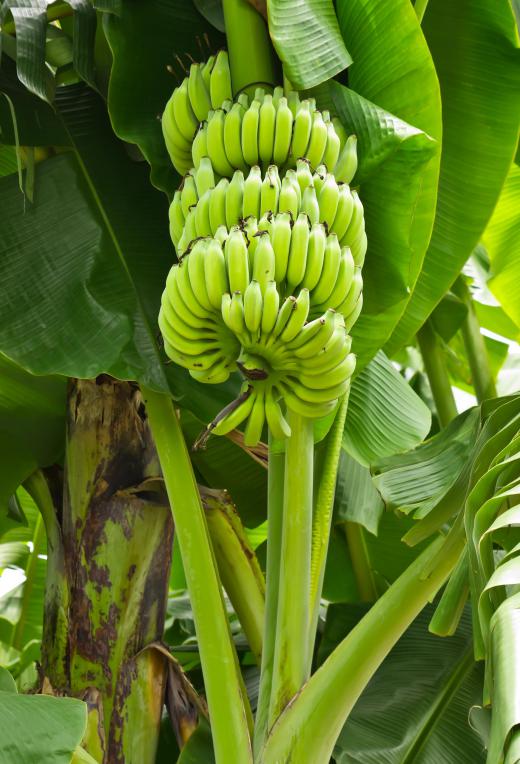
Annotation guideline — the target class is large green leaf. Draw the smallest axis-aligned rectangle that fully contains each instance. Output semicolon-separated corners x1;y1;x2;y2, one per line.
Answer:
323;606;485;764
0;688;87;764
344;352;431;466
336;0;442;347
388;0;520;351
0;354;65;514
0;80;173;389
312;83;437;368
483;163;520;329
334;451;383;535
267;0;351;90
104;0;223;193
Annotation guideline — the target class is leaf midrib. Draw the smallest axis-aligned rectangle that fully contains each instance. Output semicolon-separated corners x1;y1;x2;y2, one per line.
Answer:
400;645;476;763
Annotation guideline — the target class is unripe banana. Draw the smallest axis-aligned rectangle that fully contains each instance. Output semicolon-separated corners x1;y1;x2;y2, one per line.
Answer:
342;190;366;265
181;173;198;217
190;355;233;385
287;90;301;117
301;352;356;389
261;280;280;335
344;292;363;332
252;233;276;292
282;385;338;419
214;224;229;246
334;134;358;184
285;169;302;205
226;170;245;228
162;100;192;173
296;158;313;195
260;165;280;217
292;308;337;358
306;111;328;168
331;184;354;242
291;100;312;160
169;191;185;248
272;86;284;107
259;94;276;166
194;189;212;237
175;258;212;319
173;79;199;142
285;312;326;350
273;96;293;166
332;116;348;147
312;167;327;195
279;176;299;218
336;268;363;318
242;216;259;266
192;122;208;168
314;247;355;313
210;387;256;435
319;173;340;228
271;296;297;340
209;178;229;233
301;185;320;225
265;389;292;439
271;211;292;283
287;212;310;290
237;92;249;109
243;279;263;333
243;389;266;447
243;165;262;219
187;239;214;312
229;291;247;338
201;55;215;89
207;109;235;176
224;103;247;172
242;100;261;167
194;156;216;197
322;119;341;172
301;223;327;291
160;290;216;341
204;239;229;310
280;288;310;343
210;50;232;109
225;228;250;294
312;232;342;305
188;62;212;122
178;208;197;254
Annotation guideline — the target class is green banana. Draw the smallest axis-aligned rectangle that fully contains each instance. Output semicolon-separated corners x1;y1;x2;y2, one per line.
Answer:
260;165;280;217
342;190;366;265
273;96;293;166
224;103;247;172
271;296;297;340
261;280;280;335
210;50;232;109
259;93;276;166
319;173;340;228
243;165;262;219
280;288;310;343
301;223;327;291
296;158;313;195
301;185;320;225
271;211;292;283
209;178;229;234
306;110;328;168
265;389;291;439
194;189;212;237
314;247;355;313
322;119;341;172
243;279;263;333
243;389;266;446
181;173;198;217
336;268;363;318
207;109;235;176
292;309;337;358
194;156;215;197
168;191;185;248
291;100;313;160
312;232;342;305
331;184;354;242
211;388;256;435
252;233;276;292
201;55;215;89
188;62;212;122
334;134;358;184
344;292;363;332
225;228;250;293
187;239;214;312
226;170;245;228
173;79;199;142
242;100;261;167
278;176;299;218
282;384;338;419
300;352;356;389
192;121;208;168
286;212;310;290
204;239;229;310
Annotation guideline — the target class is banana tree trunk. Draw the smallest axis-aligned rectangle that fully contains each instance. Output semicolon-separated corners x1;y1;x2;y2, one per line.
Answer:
40;377;173;764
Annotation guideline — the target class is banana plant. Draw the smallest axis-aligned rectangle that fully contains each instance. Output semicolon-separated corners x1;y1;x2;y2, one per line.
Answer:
0;0;519;763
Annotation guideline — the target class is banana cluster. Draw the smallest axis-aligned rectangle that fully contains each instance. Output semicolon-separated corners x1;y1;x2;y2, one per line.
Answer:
162;51;233;175
159;228;357;445
170;160;366;266
192;91;357;181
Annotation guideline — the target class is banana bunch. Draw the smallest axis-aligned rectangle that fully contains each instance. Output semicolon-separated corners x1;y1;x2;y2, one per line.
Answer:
162;51;233;175
170;161;367;267
159;227;358;445
192;91;357;180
